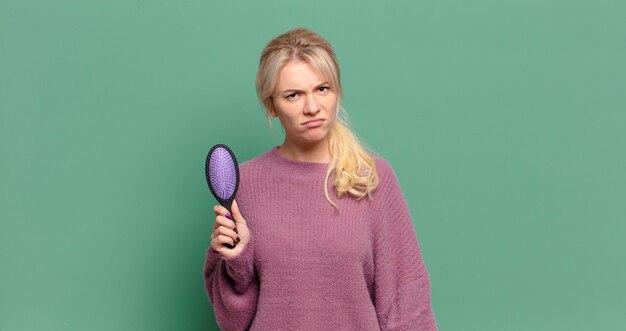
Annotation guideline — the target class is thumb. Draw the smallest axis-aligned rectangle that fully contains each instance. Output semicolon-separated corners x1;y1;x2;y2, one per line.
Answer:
231;199;245;224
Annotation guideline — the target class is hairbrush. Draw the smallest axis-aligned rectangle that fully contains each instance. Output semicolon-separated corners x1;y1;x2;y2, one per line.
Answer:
205;144;240;248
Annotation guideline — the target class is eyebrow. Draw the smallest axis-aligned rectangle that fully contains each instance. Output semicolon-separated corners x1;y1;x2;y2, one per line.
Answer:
280;82;330;94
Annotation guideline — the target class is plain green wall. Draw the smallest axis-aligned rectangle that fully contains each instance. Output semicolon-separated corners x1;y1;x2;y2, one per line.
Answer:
1;0;625;330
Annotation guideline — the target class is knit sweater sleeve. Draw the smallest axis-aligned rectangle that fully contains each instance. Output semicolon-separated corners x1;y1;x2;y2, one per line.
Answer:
203;235;258;331
372;159;437;331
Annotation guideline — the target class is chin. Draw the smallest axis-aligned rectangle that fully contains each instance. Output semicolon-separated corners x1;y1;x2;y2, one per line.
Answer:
305;136;330;146
308;128;331;139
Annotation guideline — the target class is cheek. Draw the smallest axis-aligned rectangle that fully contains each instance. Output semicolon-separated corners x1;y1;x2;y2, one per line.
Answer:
273;104;299;127
323;94;338;110
277;99;301;114
325;99;338;118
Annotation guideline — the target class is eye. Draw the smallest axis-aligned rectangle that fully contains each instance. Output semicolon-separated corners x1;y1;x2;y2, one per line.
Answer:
285;93;298;100
318;86;330;93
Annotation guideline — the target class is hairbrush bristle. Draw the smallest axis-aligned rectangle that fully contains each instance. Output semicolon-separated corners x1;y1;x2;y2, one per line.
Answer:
205;144;240;203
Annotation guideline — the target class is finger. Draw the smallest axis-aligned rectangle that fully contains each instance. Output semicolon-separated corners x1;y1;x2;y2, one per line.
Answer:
216;225;238;240
213;205;229;231
216;234;236;246
231;199;246;225
213;205;229;217
215;215;236;230
211;227;230;240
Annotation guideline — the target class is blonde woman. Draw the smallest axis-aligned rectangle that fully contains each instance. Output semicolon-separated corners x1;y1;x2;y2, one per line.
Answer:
204;28;437;330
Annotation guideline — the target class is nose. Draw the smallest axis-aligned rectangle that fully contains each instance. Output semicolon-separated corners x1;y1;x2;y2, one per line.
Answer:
303;94;321;115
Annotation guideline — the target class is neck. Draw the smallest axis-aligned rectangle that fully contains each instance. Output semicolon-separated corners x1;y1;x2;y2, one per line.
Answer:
278;138;330;163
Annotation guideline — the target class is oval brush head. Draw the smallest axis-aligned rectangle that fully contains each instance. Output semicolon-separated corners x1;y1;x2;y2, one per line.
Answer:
205;144;240;248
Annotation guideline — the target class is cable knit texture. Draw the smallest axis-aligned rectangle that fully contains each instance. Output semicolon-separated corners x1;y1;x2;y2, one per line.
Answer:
204;147;437;331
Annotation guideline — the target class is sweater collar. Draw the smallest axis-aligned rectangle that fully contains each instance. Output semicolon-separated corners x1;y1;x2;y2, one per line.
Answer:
265;146;330;178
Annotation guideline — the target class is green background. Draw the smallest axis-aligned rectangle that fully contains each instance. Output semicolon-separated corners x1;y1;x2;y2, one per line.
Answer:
1;0;625;330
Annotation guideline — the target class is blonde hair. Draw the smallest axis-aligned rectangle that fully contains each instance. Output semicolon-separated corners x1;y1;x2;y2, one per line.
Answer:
256;27;379;208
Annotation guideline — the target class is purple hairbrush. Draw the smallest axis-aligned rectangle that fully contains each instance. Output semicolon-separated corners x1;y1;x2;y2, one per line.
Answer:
205;144;240;248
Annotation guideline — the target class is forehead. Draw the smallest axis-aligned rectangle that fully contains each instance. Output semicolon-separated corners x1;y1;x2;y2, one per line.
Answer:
276;60;327;89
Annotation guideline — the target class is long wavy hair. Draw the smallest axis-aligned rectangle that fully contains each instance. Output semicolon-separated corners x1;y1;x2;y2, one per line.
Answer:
256;27;379;208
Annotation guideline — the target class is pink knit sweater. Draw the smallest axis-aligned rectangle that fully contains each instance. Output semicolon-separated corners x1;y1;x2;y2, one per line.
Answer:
204;147;437;330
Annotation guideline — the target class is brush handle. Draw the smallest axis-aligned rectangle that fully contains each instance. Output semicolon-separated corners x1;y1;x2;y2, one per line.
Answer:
223;200;238;249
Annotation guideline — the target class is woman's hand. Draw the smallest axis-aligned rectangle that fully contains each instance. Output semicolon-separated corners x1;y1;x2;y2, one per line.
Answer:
211;199;250;258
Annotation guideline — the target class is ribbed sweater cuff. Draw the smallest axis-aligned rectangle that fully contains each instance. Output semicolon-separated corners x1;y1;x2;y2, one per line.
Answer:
222;235;255;286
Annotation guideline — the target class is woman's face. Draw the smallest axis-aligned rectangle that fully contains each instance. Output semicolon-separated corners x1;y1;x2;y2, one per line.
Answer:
271;60;338;147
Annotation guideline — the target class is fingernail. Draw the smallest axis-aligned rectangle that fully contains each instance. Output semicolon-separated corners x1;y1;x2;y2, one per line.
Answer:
226;213;232;220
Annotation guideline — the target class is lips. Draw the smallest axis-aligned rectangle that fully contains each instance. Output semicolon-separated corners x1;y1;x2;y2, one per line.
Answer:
302;119;324;125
